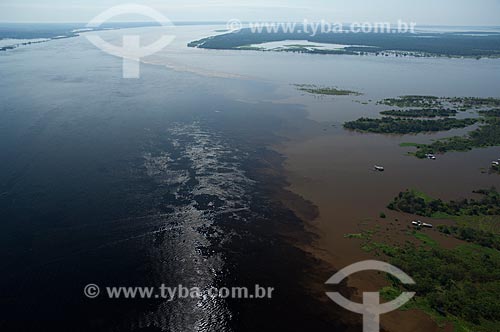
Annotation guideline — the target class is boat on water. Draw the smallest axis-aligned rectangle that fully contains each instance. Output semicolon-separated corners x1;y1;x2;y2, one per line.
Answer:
426;154;437;160
412;220;433;228
374;165;385;172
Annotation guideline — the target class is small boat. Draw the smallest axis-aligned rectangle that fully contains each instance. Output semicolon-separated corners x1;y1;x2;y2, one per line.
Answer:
374;165;385;172
412;220;432;228
492;161;500;167
425;154;436;160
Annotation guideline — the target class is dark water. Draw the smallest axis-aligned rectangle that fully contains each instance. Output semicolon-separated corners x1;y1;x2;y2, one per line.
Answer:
0;31;354;331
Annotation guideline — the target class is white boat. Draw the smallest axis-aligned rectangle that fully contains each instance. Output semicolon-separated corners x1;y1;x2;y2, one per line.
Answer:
412;220;422;227
412;220;432;228
426;154;436;160
492;161;500;167
374;165;385;172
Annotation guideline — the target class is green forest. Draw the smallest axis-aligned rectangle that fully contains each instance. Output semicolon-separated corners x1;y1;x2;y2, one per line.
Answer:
343;117;477;134
411;118;500;158
381;243;500;331
380;109;457;118
358;188;500;331
188;29;500;58
387;188;500;217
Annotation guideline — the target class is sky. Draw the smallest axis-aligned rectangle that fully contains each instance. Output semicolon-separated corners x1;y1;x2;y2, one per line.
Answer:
1;0;500;25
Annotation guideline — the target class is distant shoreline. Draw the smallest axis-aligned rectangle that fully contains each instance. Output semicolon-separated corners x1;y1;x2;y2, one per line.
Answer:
188;28;500;59
0;22;164;52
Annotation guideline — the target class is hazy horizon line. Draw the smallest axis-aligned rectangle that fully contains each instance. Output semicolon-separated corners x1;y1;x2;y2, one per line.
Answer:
1;20;500;28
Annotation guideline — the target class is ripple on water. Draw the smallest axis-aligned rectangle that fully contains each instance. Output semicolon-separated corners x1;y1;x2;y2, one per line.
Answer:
139;122;255;331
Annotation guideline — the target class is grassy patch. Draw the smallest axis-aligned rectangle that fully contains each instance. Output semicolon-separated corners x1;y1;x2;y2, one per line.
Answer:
361;242;398;256
452;215;500;234
380;286;402;301
344;233;365;239
413;231;438;247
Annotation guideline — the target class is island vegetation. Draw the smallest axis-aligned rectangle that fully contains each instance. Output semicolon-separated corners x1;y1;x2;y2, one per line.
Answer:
448;97;500;109
387;188;500;217
379;96;442;108
380;96;500;109
294;84;361;96
345;95;500;157
479;109;500;117
343;117;477;134
407;118;500;158
380;109;457;118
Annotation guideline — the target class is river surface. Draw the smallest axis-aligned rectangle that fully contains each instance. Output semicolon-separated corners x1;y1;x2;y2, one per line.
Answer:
1;24;500;332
